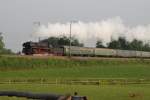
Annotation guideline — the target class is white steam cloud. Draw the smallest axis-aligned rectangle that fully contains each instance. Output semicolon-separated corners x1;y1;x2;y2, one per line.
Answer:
34;17;150;47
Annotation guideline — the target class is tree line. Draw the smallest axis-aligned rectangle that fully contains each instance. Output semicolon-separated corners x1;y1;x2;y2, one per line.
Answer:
96;37;150;51
41;36;150;52
41;36;84;47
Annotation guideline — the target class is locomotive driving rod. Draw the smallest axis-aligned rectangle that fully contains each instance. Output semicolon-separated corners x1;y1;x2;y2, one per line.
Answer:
0;91;71;100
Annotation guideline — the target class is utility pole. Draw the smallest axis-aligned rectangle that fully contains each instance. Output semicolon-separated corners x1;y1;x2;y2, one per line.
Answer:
69;20;77;58
69;22;72;57
33;21;41;42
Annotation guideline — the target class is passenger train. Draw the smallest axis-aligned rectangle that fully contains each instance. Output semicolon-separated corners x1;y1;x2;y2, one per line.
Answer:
22;41;150;58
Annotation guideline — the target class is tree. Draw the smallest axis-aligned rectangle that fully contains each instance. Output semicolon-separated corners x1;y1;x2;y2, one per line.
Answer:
41;36;84;47
42;37;59;47
58;36;70;46
96;40;105;48
107;36;150;51
0;32;13;54
71;38;84;47
107;40;121;49
129;39;144;51
143;43;150;51
0;32;4;50
108;37;130;50
117;37;129;50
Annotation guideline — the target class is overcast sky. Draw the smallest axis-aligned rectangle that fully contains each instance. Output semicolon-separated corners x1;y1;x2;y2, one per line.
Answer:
0;0;150;52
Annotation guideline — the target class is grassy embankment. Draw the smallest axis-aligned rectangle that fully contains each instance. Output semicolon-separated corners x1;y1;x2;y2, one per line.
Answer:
0;56;150;79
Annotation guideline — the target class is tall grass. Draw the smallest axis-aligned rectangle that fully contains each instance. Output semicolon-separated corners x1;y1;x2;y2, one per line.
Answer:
0;56;150;70
0;56;150;79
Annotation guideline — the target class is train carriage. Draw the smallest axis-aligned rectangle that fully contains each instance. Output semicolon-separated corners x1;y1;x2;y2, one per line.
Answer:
141;51;150;58
94;48;116;57
51;47;64;56
116;50;136;57
63;46;94;56
135;51;142;58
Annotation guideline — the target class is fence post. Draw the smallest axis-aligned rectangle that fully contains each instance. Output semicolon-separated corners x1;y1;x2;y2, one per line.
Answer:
99;80;101;86
40;78;43;84
56;78;58;85
9;80;11;84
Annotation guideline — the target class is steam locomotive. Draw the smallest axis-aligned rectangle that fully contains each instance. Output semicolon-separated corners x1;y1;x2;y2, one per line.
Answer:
22;41;150;58
22;41;64;55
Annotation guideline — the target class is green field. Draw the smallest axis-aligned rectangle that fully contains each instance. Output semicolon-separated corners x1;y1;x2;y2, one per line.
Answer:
0;56;150;79
0;56;150;100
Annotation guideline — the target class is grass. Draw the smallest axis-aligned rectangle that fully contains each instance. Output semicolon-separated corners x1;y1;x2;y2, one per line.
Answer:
0;56;150;69
0;56;150;99
0;56;150;79
0;65;150;79
0;84;150;100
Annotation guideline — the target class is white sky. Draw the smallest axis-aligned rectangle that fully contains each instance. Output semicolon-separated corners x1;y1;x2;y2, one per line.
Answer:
0;0;150;52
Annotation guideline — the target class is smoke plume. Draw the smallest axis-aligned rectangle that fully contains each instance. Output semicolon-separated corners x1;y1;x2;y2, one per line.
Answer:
34;17;150;47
